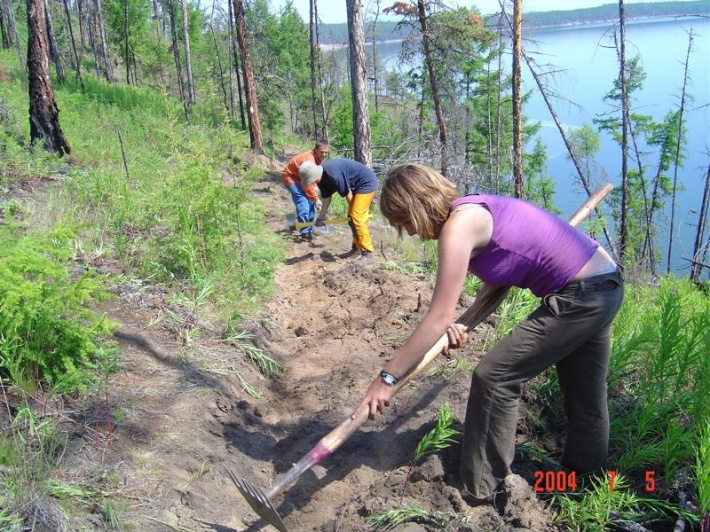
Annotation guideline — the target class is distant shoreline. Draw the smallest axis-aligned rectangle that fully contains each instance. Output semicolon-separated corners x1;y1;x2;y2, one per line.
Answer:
526;14;705;32
320;15;704;49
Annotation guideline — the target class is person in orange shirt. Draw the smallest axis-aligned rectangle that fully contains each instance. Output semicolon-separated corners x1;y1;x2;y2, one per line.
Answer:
282;140;329;241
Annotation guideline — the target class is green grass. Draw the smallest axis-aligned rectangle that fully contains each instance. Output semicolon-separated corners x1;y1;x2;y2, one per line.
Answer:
543;277;709;529
0;48;288;529
366;506;471;531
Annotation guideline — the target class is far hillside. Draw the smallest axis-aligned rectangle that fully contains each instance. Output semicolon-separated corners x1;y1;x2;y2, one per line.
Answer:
316;0;709;44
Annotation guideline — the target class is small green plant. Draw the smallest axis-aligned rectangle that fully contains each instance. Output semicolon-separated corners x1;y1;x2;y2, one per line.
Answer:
427;356;470;380
0;227;116;392
101;497;121;529
0;401;68;522
412;403;460;464
176;461;210;492
222;329;283;376
204;366;263;399
398;403;460;504
366;506;470;530
554;472;697;531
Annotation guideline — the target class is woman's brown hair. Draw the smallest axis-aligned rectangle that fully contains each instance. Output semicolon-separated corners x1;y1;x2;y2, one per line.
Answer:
379;164;458;240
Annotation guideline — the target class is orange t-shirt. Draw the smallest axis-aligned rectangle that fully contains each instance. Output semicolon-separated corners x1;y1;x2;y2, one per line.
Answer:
281;149;322;202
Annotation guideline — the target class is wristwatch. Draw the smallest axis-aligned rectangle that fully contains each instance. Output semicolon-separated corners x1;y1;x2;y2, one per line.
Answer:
379;370;399;386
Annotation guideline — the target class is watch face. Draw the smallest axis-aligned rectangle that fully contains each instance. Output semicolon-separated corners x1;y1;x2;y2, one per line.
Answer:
380;371;396;385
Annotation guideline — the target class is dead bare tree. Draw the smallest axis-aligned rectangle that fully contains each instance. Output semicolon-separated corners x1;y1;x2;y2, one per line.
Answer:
61;0;83;86
44;0;64;83
314;0;328;142
691;159;710;283
511;0;523;197
617;0;630;264
227;0;246;130
346;0;372;166
308;0;319;138
666;30;695;274
93;0;111;81
233;0;263;153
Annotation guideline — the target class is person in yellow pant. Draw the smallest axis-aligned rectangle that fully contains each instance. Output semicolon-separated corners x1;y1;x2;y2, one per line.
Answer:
299;159;378;262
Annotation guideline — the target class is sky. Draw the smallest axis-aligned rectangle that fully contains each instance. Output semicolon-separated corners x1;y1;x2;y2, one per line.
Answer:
269;0;681;24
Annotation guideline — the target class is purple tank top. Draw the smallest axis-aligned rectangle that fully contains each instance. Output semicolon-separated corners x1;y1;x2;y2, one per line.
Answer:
451;194;599;297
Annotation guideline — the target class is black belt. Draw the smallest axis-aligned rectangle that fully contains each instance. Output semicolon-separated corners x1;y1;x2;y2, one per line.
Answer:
557;268;624;295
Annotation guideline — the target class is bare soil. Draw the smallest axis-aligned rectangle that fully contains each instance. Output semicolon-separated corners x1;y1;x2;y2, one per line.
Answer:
6;157;561;531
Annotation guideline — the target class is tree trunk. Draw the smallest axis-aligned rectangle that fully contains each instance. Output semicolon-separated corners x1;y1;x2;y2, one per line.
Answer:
152;0;160;36
62;0;83;85
233;0;263;153
180;0;195;103
168;0;187;119
27;0;71;155
77;0;86;50
314;0;328;142
94;0;111;81
617;0;629;264
1;0;10;48
4;0;24;70
44;0;64;82
88;5;100;77
691;160;710;283
228;0;246;130
666;30;693;274
370;0;380;113
1;0;17;48
346;0;371;166
416;0;447;175
511;0;523;198
123;0;130;83
309;0;318;138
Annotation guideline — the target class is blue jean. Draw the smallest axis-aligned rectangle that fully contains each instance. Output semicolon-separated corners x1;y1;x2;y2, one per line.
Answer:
286;184;316;235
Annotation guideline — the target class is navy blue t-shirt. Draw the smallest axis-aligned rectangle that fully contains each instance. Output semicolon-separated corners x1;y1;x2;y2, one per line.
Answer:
319;159;378;199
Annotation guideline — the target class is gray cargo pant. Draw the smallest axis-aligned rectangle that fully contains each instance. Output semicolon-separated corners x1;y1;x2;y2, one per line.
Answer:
460;269;624;498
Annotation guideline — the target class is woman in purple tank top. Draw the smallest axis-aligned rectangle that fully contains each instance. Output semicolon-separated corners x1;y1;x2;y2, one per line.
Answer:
356;163;624;504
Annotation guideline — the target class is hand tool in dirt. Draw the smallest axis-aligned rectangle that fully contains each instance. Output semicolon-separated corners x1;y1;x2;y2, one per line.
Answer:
230;182;613;532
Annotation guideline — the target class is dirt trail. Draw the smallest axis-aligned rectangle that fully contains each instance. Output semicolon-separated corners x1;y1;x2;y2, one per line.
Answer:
48;159;557;531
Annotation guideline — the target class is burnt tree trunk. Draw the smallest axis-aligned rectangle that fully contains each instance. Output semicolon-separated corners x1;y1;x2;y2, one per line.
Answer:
227;0;246;130
27;0;71;155
233;0;263;153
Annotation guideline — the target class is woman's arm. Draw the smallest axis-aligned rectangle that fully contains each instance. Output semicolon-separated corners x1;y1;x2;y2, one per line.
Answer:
358;206;493;419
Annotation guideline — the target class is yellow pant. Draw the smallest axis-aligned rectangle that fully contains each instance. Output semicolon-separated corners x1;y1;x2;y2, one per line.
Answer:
348;191;376;252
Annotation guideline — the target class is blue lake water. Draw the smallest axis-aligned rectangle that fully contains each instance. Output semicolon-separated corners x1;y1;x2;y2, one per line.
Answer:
372;17;710;275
